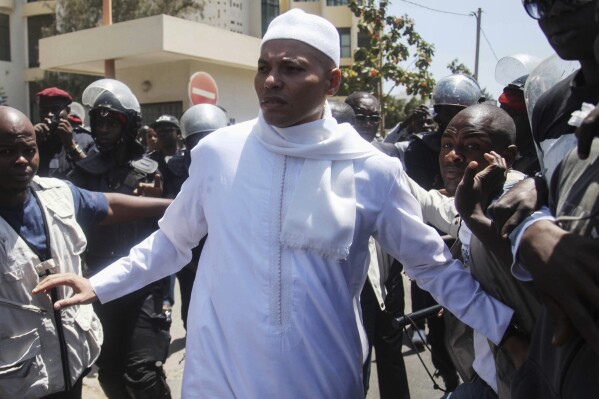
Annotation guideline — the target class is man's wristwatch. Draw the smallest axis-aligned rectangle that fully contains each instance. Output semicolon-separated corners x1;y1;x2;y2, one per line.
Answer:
66;144;85;160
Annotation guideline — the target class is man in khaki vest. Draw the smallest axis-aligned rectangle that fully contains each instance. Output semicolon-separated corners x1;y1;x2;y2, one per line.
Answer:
0;106;170;399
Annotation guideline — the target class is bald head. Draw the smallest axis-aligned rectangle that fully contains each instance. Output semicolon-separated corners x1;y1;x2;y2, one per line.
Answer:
448;103;516;149
440;103;518;196
0;106;34;134
0;106;38;205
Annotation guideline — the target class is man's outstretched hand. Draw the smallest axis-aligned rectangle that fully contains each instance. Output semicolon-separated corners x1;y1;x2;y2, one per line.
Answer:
32;273;98;310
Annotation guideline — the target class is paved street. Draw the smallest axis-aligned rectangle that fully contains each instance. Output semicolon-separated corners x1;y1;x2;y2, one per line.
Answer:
83;277;449;399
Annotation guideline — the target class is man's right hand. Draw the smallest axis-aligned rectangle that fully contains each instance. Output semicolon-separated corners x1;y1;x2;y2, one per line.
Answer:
33;123;51;144
32;273;98;310
488;177;547;238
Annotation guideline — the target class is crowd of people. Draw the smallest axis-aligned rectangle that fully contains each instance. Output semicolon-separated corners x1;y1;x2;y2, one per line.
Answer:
1;1;598;398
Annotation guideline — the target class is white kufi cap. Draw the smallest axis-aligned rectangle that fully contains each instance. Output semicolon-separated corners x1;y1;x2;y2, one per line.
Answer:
261;9;340;67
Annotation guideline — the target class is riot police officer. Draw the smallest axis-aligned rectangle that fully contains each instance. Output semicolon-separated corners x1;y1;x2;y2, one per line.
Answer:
68;79;172;398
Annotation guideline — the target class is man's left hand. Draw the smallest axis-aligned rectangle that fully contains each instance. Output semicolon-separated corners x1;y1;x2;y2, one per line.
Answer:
455;151;507;220
135;174;163;197
55;118;75;147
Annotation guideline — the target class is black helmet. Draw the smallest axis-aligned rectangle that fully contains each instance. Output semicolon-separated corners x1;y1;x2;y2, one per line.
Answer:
83;79;142;151
151;114;181;131
180;104;228;140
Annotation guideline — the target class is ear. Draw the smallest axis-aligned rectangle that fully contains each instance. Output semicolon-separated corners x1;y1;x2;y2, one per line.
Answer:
503;144;518;168
327;68;342;96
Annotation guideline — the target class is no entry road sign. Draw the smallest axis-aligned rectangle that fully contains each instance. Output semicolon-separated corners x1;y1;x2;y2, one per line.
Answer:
189;72;219;105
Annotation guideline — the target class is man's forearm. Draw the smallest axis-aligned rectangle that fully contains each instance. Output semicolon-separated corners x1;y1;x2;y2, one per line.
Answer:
102;193;172;225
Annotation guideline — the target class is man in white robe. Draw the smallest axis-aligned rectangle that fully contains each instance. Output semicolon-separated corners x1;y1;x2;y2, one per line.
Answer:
34;9;515;399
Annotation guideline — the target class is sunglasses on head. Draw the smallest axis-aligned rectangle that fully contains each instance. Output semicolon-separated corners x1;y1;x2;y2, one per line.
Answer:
522;0;595;19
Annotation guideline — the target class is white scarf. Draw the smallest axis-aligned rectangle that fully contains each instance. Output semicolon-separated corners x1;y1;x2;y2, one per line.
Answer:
253;104;378;259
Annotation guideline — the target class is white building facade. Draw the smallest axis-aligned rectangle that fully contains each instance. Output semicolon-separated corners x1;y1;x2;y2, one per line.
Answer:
0;0;356;124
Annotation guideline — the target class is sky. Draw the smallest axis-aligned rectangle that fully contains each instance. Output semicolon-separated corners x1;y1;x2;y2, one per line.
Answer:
385;0;556;100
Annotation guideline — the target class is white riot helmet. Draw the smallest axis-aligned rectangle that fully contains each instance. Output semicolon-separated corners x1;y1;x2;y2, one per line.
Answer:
180;104;228;140
433;74;482;107
83;79;142;146
523;54;580;180
523;54;580;126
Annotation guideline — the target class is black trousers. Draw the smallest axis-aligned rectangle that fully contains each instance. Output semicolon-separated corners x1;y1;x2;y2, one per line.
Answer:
361;279;410;399
93;281;172;398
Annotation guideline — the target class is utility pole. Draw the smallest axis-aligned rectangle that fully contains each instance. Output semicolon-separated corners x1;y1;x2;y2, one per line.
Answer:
103;0;115;78
473;8;481;81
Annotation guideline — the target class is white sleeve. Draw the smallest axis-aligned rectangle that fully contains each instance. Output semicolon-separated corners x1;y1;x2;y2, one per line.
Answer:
91;153;209;303
508;206;556;281
375;166;513;345
401;171;460;238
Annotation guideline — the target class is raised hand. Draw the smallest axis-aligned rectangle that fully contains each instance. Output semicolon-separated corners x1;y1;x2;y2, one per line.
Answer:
455;151;507;220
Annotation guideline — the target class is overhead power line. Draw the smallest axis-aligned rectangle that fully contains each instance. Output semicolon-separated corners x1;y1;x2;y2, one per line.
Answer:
480;27;499;61
396;0;473;17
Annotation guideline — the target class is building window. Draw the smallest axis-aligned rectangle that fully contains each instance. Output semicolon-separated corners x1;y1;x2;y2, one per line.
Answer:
261;0;279;36
0;14;10;62
338;28;351;59
141;102;183;126
327;0;349;5
28;14;54;68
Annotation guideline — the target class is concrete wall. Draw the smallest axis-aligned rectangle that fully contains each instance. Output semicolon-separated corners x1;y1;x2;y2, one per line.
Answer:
0;0;26;112
117;59;258;125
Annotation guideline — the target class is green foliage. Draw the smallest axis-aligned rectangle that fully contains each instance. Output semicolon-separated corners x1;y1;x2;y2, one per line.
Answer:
341;0;434;130
384;95;426;128
342;1;435;97
447;59;473;75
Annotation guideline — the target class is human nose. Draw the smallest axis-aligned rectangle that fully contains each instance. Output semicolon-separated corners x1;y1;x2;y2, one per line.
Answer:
264;70;281;89
15;152;30;165
445;149;465;163
95;119;109;132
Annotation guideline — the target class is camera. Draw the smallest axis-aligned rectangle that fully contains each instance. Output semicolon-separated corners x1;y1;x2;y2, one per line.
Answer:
47;115;61;134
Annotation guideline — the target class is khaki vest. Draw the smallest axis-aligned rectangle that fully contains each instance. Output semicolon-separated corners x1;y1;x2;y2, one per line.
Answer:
0;177;103;399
